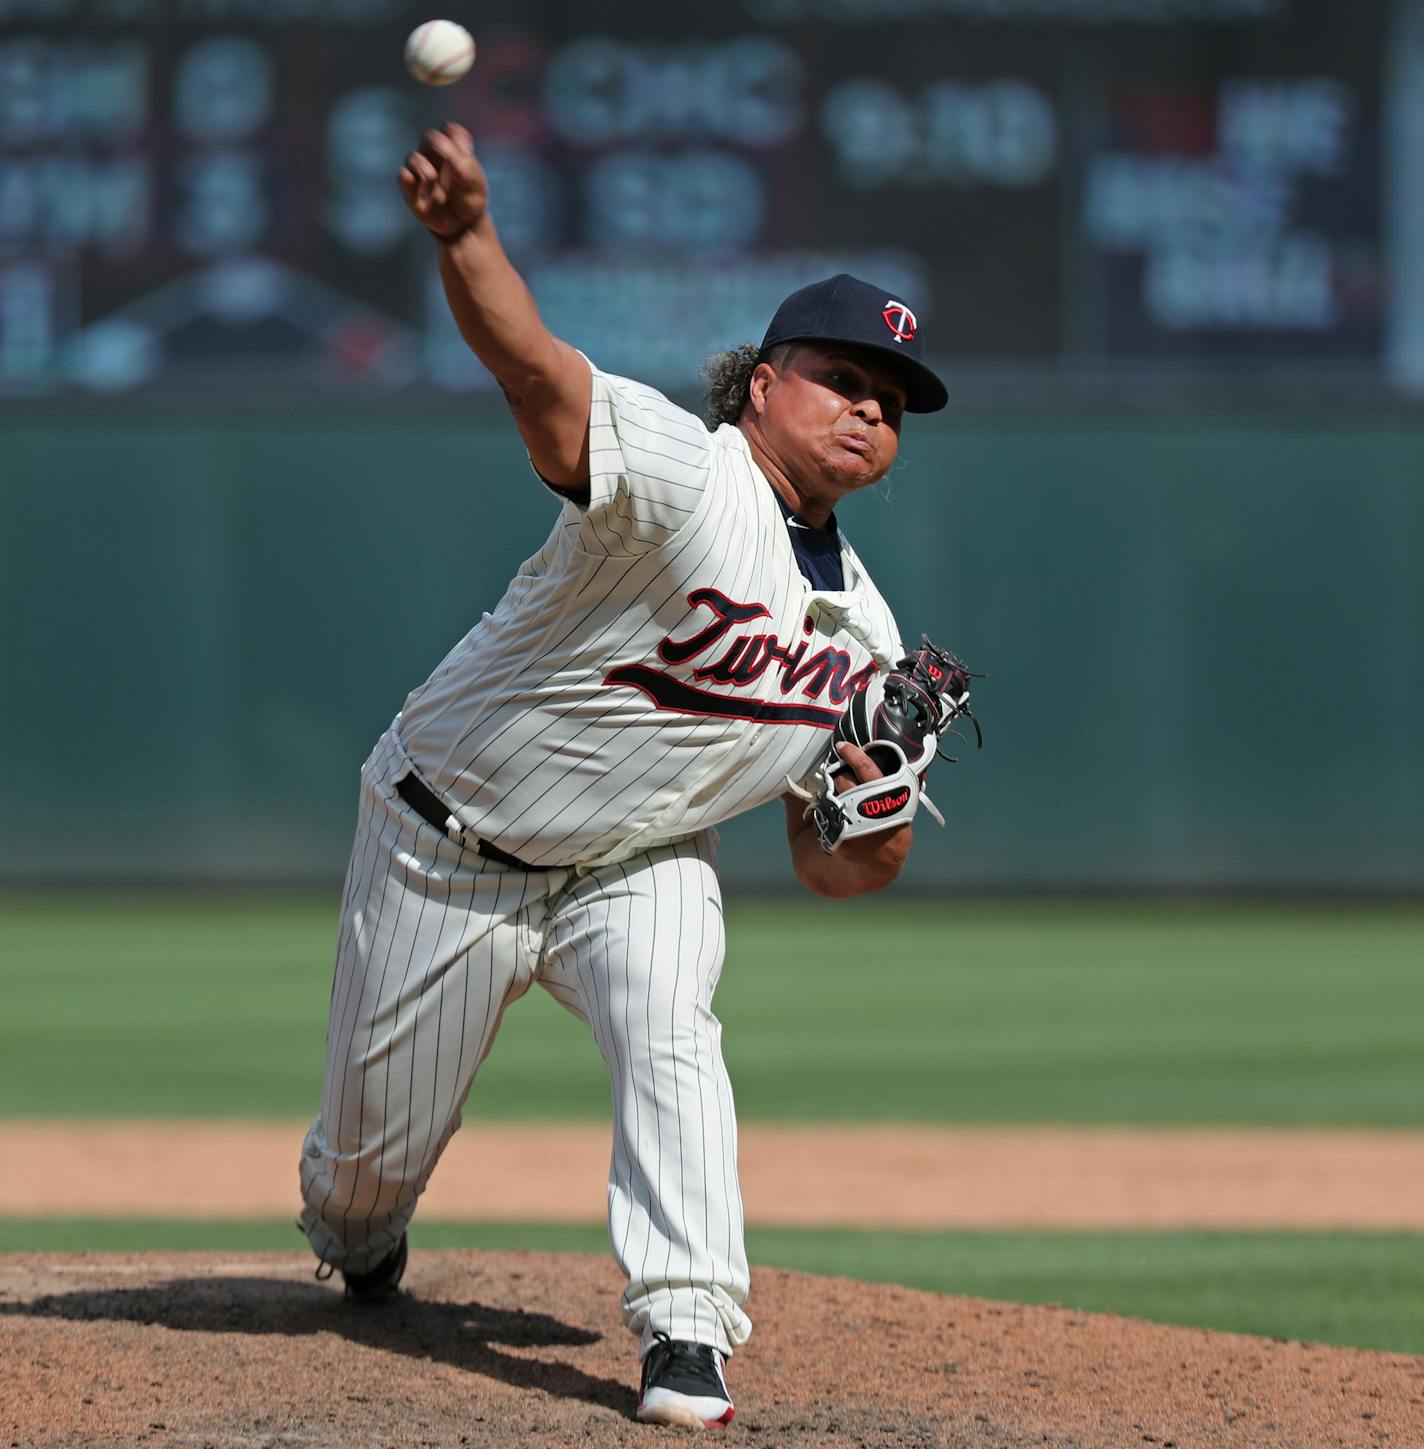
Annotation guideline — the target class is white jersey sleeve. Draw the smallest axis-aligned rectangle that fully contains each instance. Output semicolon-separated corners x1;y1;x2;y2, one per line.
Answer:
564;360;715;556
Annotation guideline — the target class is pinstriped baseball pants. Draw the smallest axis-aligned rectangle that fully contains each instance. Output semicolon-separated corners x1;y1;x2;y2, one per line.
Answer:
298;729;752;1357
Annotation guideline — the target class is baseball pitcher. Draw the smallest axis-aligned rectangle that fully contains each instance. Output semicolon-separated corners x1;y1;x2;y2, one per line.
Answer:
297;121;978;1430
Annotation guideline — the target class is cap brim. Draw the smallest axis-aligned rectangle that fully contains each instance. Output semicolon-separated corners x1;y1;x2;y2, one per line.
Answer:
891;353;949;413
763;335;949;413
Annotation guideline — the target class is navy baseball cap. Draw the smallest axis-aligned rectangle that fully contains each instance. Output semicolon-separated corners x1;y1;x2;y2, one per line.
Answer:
758;273;948;413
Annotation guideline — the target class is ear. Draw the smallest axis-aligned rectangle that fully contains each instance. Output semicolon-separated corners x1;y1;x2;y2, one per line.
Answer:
747;361;778;417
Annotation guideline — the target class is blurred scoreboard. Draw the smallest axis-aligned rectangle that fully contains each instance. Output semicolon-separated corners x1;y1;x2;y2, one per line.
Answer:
0;0;1388;398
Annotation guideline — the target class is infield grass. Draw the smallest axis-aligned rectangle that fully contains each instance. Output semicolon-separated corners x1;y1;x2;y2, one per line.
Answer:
1;1219;1418;1356
2;895;1420;1123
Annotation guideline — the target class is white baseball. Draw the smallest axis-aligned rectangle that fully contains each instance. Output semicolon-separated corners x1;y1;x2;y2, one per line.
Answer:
404;20;475;86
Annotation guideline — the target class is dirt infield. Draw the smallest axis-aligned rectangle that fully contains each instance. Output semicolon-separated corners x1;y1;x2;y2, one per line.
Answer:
5;1121;1422;1228
3;1250;1420;1447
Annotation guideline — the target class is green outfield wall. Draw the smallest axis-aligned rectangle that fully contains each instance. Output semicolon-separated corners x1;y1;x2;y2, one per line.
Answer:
4;407;1421;888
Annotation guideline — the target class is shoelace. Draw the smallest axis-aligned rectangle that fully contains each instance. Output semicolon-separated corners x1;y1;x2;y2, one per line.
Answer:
642;1331;726;1395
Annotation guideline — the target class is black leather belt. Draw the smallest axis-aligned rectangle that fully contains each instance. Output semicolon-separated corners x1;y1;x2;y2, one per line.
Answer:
395;772;543;871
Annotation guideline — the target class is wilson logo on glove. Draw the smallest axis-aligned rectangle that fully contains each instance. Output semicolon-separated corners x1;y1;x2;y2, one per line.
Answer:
859;787;912;818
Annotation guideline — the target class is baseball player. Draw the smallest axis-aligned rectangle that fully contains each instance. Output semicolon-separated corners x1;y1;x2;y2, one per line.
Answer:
297;122;962;1429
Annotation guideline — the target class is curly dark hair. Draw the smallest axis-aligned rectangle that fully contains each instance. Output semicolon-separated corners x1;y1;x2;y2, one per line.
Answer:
699;341;792;429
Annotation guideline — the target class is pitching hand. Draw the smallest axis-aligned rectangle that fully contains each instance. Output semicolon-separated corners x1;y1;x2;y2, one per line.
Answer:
398;122;489;239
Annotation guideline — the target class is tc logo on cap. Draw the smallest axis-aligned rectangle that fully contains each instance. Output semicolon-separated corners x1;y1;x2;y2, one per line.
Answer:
882;301;917;343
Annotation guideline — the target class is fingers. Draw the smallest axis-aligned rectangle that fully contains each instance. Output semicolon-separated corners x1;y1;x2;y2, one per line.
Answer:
399;149;448;218
423;127;474;172
421;128;480;196
404;150;439;183
833;742;884;788
398;126;485;230
423;123;471;153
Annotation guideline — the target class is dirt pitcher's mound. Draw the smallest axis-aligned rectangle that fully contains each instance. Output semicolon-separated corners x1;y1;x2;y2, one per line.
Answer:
2;1253;1419;1448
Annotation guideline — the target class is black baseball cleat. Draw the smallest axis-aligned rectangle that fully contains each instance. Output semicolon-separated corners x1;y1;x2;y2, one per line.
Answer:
339;1232;408;1303
635;1332;734;1429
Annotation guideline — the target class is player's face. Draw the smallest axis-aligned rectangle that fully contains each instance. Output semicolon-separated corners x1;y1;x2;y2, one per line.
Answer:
761;344;906;498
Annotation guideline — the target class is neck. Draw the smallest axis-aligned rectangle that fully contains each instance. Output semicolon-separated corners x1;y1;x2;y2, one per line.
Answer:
738;417;835;529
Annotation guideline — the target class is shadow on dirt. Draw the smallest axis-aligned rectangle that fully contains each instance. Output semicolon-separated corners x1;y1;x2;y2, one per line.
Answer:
1;1275;634;1415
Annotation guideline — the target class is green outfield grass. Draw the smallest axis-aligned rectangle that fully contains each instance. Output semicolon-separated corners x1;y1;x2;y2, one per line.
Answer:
2;895;1420;1123
1;1219;1418;1355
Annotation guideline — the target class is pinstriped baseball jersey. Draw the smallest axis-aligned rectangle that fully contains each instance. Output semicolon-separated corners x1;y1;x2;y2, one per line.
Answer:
397;358;905;868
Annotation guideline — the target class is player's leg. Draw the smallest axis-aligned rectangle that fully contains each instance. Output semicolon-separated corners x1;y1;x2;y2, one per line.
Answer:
539;830;752;1362
298;732;555;1274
